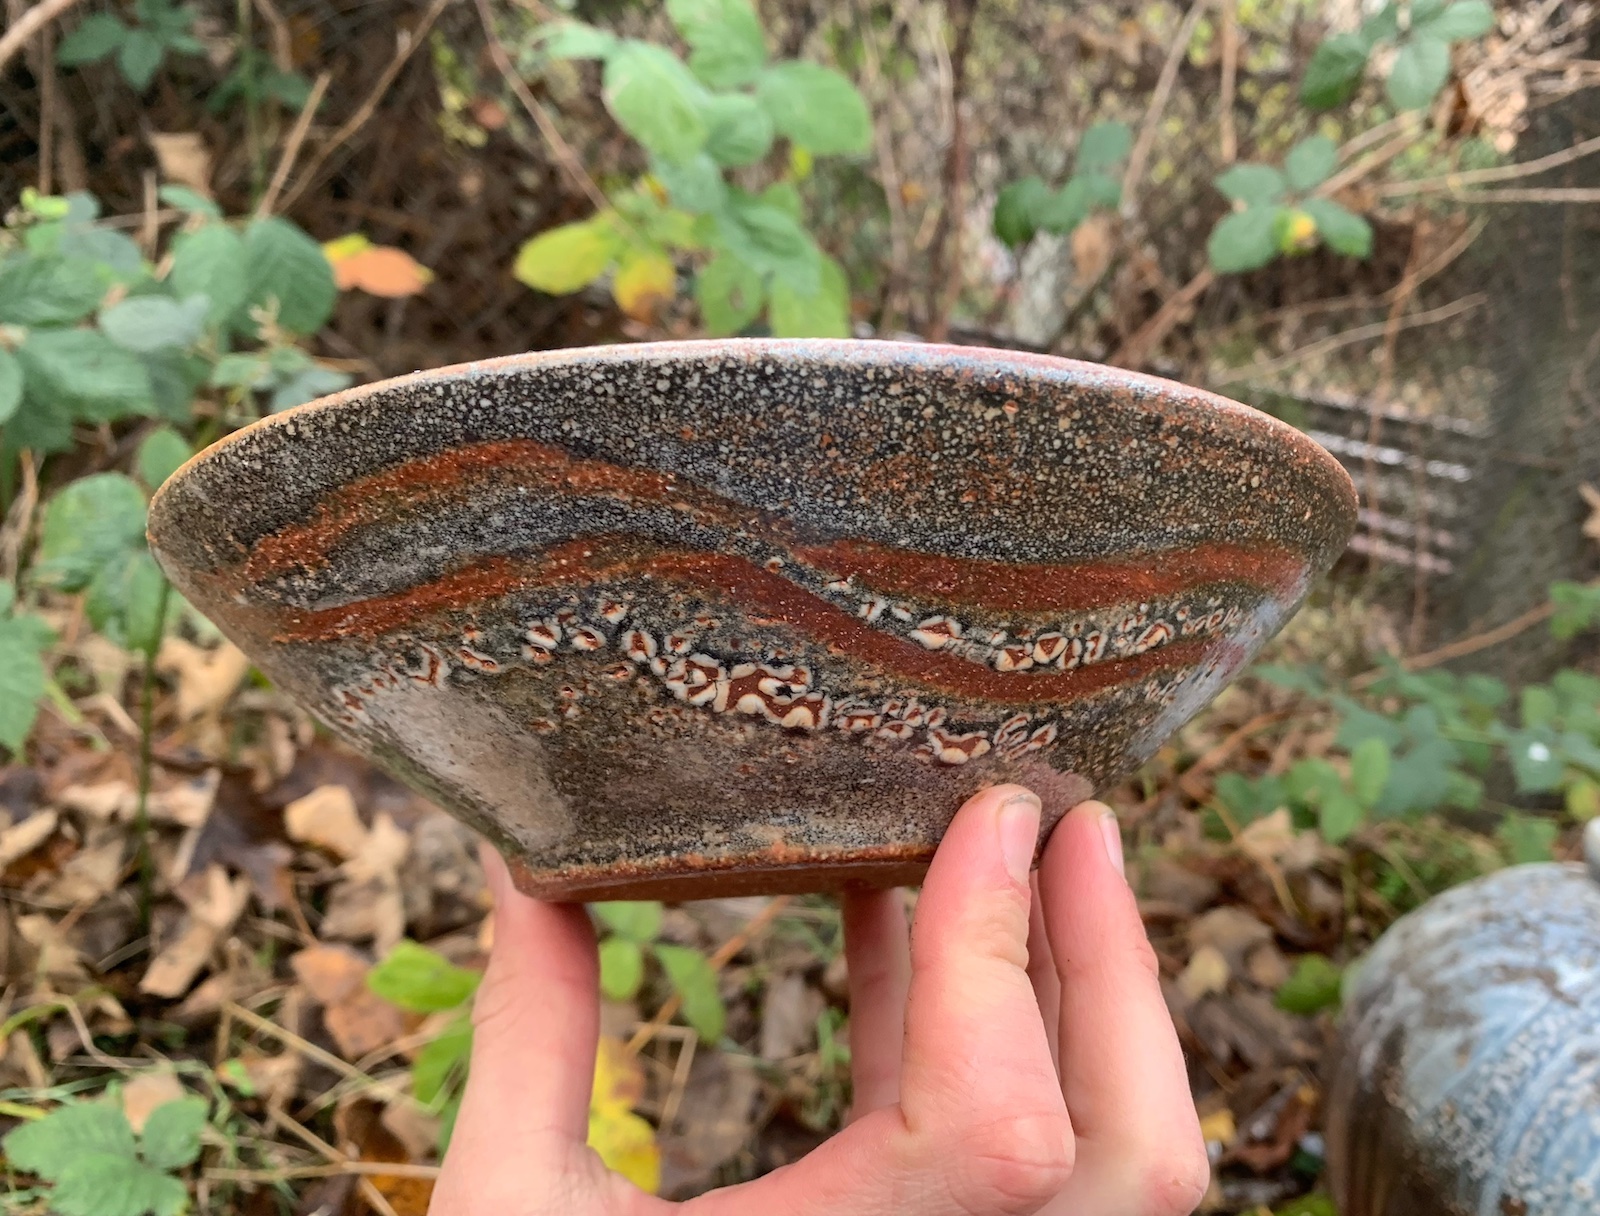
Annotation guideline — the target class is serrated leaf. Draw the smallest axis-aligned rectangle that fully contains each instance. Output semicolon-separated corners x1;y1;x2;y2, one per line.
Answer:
653;944;725;1043
0;253;107;325
1350;737;1392;807
1207;205;1283;273
603;42;709;162
769;253;849;338
1301;32;1370;108
0;349;21;424
712;193;819;294
514;219;620;294
241;217;336;335
1215;163;1286;206
593;901;663;942
118;27;165;90
652;153;726;214
599;938;645;1000
57;13;127;64
0;615;51;753
1275;954;1343;1015
1075;120;1131;172
701;93;774;167
695;253;764;335
100;294;208;353
137;427;192;490
1285;135;1338;191
59;224;144;280
1387;35;1451;111
86;548;167;654
1416;0;1494;42
368;940;481;1012
34;473;148;592
170;224;247;325
755;62;871;156
139;1096;207;1170
4;1101;136;1181
1300;197;1373;258
668;0;767;89
992;176;1049;247
540;21;617;59
50;1155;189;1216
413;1017;472;1106
18;328;153;419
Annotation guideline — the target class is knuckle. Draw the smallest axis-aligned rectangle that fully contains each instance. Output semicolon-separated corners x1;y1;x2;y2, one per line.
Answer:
948;1112;1076;1214
1133;1137;1211;1216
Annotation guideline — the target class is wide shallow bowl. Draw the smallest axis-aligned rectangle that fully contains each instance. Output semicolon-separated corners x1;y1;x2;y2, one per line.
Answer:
149;339;1355;900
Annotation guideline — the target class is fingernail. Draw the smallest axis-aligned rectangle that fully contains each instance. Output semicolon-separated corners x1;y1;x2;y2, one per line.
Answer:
1099;810;1125;878
998;792;1042;884
478;841;513;904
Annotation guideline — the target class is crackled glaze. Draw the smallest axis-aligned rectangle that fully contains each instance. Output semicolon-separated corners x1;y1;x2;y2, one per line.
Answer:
148;339;1355;899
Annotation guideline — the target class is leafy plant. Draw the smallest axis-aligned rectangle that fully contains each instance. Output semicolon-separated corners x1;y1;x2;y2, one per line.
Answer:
0;581;55;755
1206;135;1373;273
512;0;871;337
594;901;727;1044
209;48;313;114
1275;954;1344;1015
2;1093;209;1216
992;120;1132;248
57;0;205;93
1301;0;1496;112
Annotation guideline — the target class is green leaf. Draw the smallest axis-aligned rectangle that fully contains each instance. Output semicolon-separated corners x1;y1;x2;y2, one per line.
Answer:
593;901;663;943
0;253;108;325
50;1155;189;1216
755;62;871;156
513;219;620;294
412;1017;472;1106
1275;954;1344;1015
1275;1195;1338;1216
1360;3;1403;46
653;944;726;1043
170;223;247;325
57;14;127;65
1498;812;1558;865
758;180;803;220
34;473;148;592
1214;163;1286;206
668;0;767;89
1077;169;1122;210
1300;197;1373;258
539;21;617;59
1318;788;1364;844
1285;135;1338;191
1551;580;1600;639
0;349;21;425
1350;737;1392;807
1301;32;1370;109
769;253;849;338
1521;684;1559;728
1508;727;1564;793
97;549;169;655
1387;34;1451;111
1036;176;1091;235
157;185;221;218
368;940;482;1012
701;93;775;167
1075;120;1132;172
18;328;153;419
241;217;336;335
4;1101;136;1180
0;614;51;753
695;253;764;335
1207;206;1283;273
1416;0;1494;43
137;427;192;489
712;193;820;294
653;153;726;214
599;938;645;1000
139;1096;207;1170
603;42;709;163
59;225;144;280
270;365;350;412
118;27;165;90
993;176;1049;246
100;294;208;353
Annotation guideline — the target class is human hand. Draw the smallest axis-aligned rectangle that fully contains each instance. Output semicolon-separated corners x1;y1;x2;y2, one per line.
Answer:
429;786;1209;1216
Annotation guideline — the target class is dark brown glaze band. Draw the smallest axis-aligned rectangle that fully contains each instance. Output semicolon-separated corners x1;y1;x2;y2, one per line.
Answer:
149;340;1356;900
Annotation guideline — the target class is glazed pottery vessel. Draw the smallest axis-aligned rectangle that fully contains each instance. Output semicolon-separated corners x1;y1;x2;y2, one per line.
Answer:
148;339;1355;900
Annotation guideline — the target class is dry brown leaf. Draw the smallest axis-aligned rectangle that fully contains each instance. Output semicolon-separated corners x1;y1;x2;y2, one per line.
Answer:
34;832;124;905
759;972;820;1062
57;781;137;822
148;132;212;192
140;865;250;998
284;784;366;859
324;986;410;1061
1178;944;1231;1003
122;1070;186;1133
232;1050;303;1108
1071;213;1114;286
381;1098;441;1161
1581;484;1600;544
321;814;410;953
1245;942;1291;990
75;635;135;698
291;943;368;1005
16;913;85;982
149;769;220;828
336;1098;434;1214
1188;906;1273;971
1236;808;1296;866
0;810;58;870
157;638;251;722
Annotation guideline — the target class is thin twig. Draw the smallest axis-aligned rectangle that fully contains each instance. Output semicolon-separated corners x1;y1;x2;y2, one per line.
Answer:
1419;186;1600;204
256;71;330;218
1364;224;1427;578
1122;0;1211;217
0;0;80;72
134;582;171;933
1218;0;1238;164
1349;601;1558;690
924;0;980;341
473;0;610;214
1111;266;1214;368
250;0;293;73
1379;131;1600;196
268;1105;401;1216
223;1000;411;1106
1320;122;1421;198
37;20;53;194
855;0;910;332
207;1161;443;1183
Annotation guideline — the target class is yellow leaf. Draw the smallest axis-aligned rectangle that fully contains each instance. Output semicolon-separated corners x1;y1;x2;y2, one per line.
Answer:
612;250;677;321
588;1037;659;1192
322;233;372;264
1199;1107;1236;1147
788;145;814;180
514;219;619;295
1282;208;1318;252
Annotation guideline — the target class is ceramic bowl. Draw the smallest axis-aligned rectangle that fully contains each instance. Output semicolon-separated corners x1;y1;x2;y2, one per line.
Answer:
148;339;1355;900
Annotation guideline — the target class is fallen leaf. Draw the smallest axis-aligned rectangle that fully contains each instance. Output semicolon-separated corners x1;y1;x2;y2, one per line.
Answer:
149;131;212;192
758;971;820;1062
285;784;367;860
1581;484;1600;543
57;781;137;822
324;235;434;297
380;1097;441;1160
612;251;676;321
149;769;220;828
0;810;58;870
1199;1106;1236;1148
321;814;410;953
1189;906;1273;971
158;638;252;721
590;1036;659;1193
16;913;85;982
1071;213;1114;285
326;986;410;1061
140;865;251;998
34;830;124;904
1178;944;1232;1003
335;1097;434;1215
1246;942;1292;990
292;943;368;1004
181;770;294;910
122;1070;186;1133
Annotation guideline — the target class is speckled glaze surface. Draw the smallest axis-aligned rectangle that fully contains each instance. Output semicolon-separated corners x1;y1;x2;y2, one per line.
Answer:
1326;835;1600;1216
148;339;1355;900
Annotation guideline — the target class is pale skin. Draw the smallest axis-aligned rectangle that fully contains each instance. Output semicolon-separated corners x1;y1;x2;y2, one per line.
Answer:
430;785;1210;1216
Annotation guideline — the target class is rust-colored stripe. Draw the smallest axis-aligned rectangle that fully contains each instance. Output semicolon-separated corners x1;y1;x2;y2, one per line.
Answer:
270;537;1223;706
